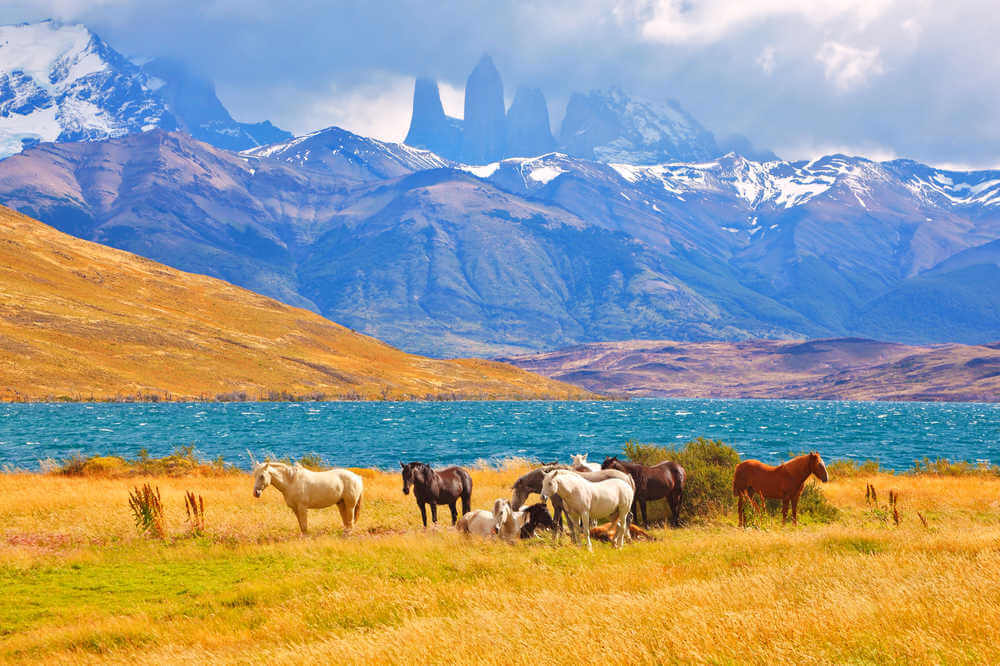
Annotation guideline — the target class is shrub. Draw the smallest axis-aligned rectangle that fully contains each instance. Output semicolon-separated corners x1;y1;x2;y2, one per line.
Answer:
624;437;740;522
827;459;883;478
128;484;165;538
910;458;1000;477
298;453;327;471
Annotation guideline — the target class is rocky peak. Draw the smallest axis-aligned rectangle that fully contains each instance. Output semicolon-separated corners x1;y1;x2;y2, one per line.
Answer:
505;86;556;158
403;77;462;161
460;54;506;164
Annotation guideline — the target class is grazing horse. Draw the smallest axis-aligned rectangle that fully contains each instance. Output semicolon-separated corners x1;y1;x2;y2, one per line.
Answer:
571;453;601;472
400;461;472;527
734;452;830;527
456;510;495;537
519;503;557;538
540;470;633;551
601;457;686;527
251;461;363;534
510;466;634;534
493;499;529;542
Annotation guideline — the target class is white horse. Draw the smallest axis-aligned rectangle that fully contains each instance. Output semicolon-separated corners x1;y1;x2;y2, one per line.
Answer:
540;469;633;551
456;510;495;537
252;461;363;534
493;498;529;542
571;453;601;472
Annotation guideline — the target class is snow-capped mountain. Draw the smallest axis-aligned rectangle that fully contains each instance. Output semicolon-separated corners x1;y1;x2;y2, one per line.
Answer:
0;20;290;158
0;20;172;157
2;125;999;356
559;87;719;164
243;125;450;182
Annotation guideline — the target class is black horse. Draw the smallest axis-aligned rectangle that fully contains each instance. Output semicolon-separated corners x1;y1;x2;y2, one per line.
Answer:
601;456;686;527
400;461;472;527
519;502;557;538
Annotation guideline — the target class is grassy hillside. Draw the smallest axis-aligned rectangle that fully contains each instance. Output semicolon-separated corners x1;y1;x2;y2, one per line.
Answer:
1;465;999;662
0;205;592;401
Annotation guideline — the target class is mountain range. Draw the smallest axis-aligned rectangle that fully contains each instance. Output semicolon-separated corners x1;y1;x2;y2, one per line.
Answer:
2;126;998;357
0;20;290;158
1;20;998;362
404;55;746;166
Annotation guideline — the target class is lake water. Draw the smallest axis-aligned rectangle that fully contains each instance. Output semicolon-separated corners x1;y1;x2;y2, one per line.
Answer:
0;399;997;471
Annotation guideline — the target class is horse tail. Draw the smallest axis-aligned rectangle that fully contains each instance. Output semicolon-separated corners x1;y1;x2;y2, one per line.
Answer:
353;495;362;523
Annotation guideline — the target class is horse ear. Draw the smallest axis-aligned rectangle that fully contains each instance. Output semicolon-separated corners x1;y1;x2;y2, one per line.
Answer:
400;461;405;469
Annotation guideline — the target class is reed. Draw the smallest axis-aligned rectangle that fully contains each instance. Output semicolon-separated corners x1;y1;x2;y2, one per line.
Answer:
127;483;165;538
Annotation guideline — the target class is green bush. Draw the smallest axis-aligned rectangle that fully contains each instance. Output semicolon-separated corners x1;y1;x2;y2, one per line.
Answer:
910;458;1000;477
624;437;740;522
826;459;883;478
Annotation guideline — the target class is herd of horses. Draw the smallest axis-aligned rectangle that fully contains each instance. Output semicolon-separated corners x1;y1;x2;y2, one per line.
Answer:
251;451;830;551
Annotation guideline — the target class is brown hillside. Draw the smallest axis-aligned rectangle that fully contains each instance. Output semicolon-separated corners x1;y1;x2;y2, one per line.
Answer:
504;338;1000;402
0;206;593;401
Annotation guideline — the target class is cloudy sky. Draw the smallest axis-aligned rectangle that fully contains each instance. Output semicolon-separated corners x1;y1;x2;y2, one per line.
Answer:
2;0;998;167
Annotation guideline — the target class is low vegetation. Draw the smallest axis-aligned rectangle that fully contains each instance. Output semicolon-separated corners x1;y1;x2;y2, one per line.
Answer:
3;449;1000;663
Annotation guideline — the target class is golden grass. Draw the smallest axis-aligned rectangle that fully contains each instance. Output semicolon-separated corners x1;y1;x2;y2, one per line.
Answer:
0;206;593;401
2;467;1000;664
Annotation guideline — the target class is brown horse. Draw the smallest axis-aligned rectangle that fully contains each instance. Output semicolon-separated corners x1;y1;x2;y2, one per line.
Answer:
601;457;686;527
733;452;829;527
400;461;472;527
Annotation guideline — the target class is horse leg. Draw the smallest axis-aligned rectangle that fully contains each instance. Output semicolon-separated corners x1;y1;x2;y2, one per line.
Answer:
781;498;790;524
792;487;803;525
737;492;745;528
582;510;592;552
430;503;439;525
294;506;308;534
671;488;683;527
337;500;353;530
640;498;649;528
419;501;428;528
449;501;458;526
461;492;470;517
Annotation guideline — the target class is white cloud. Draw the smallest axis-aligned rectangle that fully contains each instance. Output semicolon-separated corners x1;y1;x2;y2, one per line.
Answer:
816;42;885;91
638;0;896;44
757;46;776;74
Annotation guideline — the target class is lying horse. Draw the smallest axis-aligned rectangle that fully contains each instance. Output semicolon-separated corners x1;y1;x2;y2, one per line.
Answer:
252;461;363;534
456;509;495;537
510;466;634;533
519;503;557;538
590;521;655;543
493;499;529;542
734;452;829;527
400;461;472;527
571;453;601;472
540;469;633;551
601;457;686;527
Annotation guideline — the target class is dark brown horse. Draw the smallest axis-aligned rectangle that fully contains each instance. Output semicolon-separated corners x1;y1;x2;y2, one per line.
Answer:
518;502;557;538
601;457;686;527
400;461;472;527
733;452;829;527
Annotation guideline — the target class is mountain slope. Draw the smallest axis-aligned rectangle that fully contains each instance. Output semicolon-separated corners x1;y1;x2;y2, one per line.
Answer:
0;205;592;401
504;338;1000;402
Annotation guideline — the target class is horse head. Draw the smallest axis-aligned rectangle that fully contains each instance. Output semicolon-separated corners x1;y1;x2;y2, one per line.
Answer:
601;456;624;471
493;498;512;532
252;462;271;498
810;452;830;482
571;453;588;467
539;470;560;502
401;461;431;495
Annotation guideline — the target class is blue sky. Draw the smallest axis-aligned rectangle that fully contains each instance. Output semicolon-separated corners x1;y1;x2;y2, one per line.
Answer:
2;0;998;167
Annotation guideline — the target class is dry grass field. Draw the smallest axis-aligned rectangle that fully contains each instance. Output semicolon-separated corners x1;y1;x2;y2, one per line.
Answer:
2;464;999;664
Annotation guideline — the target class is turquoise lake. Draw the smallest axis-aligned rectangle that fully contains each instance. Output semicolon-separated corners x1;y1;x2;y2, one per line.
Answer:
0;399;997;471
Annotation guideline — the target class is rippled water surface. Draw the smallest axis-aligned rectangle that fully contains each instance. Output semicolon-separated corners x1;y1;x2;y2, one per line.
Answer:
0;399;997;470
